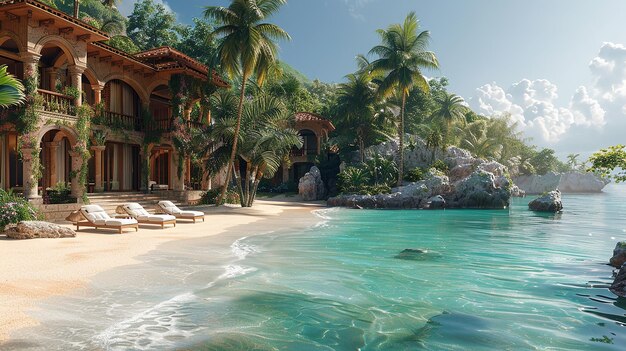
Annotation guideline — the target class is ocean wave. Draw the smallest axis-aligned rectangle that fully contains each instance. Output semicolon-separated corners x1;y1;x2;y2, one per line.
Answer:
94;292;197;351
231;236;261;260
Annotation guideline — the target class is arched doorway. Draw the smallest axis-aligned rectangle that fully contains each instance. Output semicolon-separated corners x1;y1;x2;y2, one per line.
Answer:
149;145;172;190
103;79;142;131
40;129;74;189
0;132;22;191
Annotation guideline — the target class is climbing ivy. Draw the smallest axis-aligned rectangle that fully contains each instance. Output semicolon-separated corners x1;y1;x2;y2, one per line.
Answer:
74;105;93;203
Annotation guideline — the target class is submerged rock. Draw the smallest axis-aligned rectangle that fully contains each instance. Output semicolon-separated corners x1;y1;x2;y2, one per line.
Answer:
528;190;563;212
610;264;626;297
4;221;76;239
394;248;441;261
298;166;326;201
610;241;626;268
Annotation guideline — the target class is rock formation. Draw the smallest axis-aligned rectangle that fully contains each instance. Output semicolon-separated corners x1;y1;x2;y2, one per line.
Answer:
514;171;608;194
298;166;326;201
4;221;77;239
528;190;563;212
610;241;626;268
610;264;626;297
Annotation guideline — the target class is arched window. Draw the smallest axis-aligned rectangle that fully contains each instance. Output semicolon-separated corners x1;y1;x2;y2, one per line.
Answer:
299;129;318;155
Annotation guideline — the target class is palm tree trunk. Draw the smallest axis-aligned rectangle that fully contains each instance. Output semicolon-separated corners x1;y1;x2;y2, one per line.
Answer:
233;161;245;207
244;162;251;206
397;92;407;186
74;0;79;18
358;129;365;164
249;165;266;207
216;74;247;206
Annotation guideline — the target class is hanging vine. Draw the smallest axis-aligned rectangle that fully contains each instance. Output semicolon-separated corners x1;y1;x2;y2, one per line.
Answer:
73;105;93;203
170;74;191;180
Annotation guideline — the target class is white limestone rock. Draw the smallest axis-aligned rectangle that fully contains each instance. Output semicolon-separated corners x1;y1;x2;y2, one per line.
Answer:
298;166;326;201
4;221;76;239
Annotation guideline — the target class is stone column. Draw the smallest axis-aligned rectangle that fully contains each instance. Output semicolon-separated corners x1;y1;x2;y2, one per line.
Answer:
91;145;105;192
91;84;103;105
69;150;83;199
68;65;85;107
46;141;60;186
44;67;58;92
21;147;41;200
317;135;322;155
21;52;40;81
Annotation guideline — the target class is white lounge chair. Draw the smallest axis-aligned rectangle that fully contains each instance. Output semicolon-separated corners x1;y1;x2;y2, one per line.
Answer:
78;205;139;234
122;203;177;229
157;201;205;223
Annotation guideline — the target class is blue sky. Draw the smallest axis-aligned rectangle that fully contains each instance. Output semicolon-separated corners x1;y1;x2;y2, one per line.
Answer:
119;0;626;155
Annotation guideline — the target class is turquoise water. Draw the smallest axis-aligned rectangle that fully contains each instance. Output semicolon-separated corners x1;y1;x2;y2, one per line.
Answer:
6;185;626;350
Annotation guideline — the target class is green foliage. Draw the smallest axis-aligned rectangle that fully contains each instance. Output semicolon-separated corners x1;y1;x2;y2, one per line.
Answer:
587;145;626;182
430;159;449;173
127;0;181;51
75;105;93;203
405;167;426;182
0;65;25;108
363;155;398;187
175;18;217;66
200;187;240;205
0;189;42;231
529;148;566;175
46;182;76;204
337;167;370;194
107;35;140;54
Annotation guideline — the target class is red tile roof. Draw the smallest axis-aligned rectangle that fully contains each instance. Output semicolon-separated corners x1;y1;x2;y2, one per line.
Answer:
294;112;335;131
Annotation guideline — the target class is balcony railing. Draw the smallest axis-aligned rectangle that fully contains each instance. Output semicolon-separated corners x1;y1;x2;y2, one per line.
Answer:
99;111;142;131
146;119;206;132
38;89;75;115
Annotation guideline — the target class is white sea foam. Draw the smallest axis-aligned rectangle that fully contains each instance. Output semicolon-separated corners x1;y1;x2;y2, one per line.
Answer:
94;292;197;350
231;236;260;260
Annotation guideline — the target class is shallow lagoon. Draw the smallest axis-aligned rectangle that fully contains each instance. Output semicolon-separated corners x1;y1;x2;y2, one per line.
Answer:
7;185;626;350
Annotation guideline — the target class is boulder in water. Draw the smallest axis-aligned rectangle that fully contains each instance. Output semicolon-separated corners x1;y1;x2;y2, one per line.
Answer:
427;195;446;209
610;264;626;297
528;190;563;212
394;248;440;261
610;241;626;268
4;221;76;239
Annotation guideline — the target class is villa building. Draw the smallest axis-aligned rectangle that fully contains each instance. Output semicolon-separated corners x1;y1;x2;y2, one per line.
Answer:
278;111;335;184
0;0;228;205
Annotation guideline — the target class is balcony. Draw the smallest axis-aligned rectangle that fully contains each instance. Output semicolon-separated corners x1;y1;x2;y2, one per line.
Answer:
38;89;76;116
97;111;143;131
146;119;206;132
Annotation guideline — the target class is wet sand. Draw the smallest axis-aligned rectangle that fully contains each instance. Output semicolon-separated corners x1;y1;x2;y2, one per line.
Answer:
0;197;324;343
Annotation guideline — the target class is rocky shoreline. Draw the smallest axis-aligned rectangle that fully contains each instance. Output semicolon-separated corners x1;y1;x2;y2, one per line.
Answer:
318;137;609;210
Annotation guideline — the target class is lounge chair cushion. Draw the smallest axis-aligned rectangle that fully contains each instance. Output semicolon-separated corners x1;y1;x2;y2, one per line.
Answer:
104;218;138;226
179;211;205;218
80;205;111;223
158;201;182;214
123;203;151;217
137;214;176;223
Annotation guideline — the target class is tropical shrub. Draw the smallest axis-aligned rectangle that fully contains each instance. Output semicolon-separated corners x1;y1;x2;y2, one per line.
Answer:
430;159;449;173
201;187;240;205
45;182;77;204
587;144;626;182
404;167;426;182
357;184;392;195
363;155;398;187
337;167;370;193
0;189;41;231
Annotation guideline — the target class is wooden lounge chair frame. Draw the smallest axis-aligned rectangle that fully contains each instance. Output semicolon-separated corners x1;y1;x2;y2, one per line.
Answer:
76;221;139;234
119;203;177;229
157;201;206;223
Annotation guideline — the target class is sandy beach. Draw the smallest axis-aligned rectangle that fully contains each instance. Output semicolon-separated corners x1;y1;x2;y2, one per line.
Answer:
0;197;323;343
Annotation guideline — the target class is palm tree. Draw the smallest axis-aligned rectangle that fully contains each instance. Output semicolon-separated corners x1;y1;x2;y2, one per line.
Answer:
335;70;387;163
102;0;120;7
203;94;301;207
368;12;439;186
73;0;79;18
432;92;468;145
204;0;290;206
0;65;25;108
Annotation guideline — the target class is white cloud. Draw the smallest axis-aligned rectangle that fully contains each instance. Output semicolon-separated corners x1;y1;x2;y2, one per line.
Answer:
469;78;605;144
118;0;174;17
342;0;374;20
